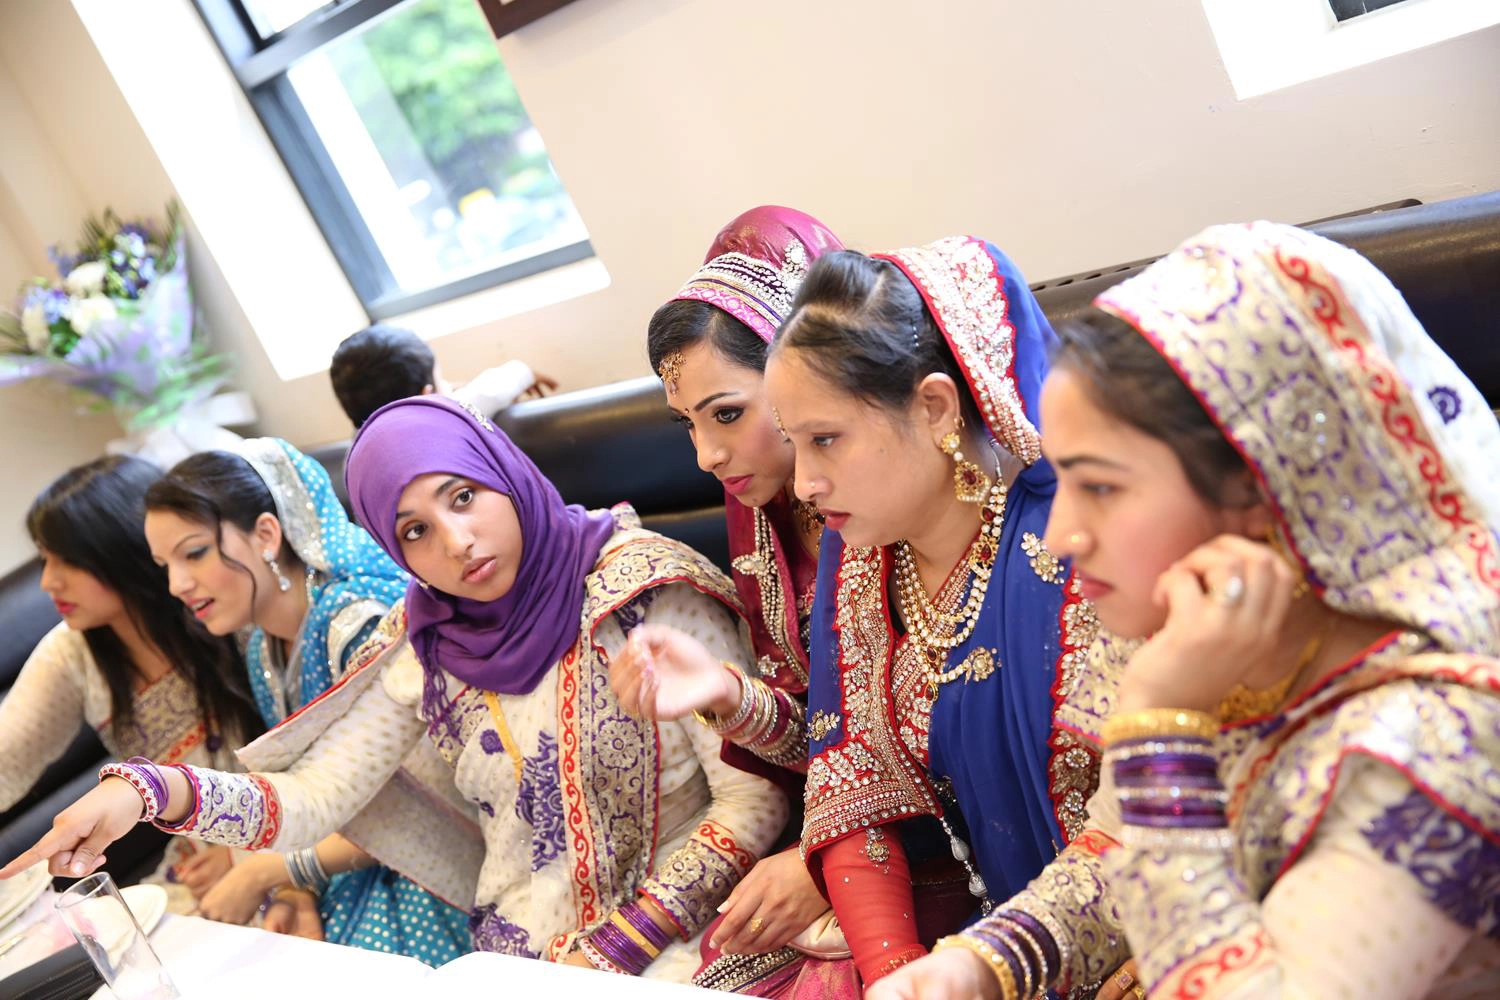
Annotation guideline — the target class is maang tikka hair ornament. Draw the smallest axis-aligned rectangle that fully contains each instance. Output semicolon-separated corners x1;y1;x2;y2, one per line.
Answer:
657;351;684;393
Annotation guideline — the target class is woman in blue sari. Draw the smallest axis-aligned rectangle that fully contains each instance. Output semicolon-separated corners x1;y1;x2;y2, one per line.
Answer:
761;238;1101;989
139;438;472;966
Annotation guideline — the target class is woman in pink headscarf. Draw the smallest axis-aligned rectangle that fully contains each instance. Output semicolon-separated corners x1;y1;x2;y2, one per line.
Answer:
610;207;855;995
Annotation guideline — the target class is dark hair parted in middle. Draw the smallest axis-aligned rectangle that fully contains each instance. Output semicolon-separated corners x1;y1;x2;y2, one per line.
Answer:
772;250;984;431
647;299;769;375
28;456;263;745
1052;307;1252;507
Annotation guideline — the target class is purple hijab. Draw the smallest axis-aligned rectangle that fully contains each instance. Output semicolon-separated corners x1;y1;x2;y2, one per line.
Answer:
344;395;617;694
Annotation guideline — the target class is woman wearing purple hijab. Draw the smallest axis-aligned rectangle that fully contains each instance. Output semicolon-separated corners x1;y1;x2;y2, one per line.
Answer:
7;396;787;982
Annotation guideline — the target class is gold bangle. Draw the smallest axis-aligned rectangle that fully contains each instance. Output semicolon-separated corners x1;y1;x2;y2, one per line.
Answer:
692;662;753;731
607;911;661;959
1101;708;1218;746
934;935;1018;1000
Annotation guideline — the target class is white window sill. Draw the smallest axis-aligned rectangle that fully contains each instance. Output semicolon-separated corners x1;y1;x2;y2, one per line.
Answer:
1202;0;1500;99
383;255;611;352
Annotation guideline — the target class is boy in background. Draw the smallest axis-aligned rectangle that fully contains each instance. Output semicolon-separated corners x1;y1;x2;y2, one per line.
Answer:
330;324;555;429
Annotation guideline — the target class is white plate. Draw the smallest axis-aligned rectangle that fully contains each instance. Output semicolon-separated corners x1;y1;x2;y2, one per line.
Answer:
0;863;51;931
120;884;166;937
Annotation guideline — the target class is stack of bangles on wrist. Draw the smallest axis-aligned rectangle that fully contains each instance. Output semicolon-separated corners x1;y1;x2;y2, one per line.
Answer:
578;901;674;976
98;757;174;823
692;663;803;766
1101;708;1232;850
285;847;331;895
936;908;1058;1000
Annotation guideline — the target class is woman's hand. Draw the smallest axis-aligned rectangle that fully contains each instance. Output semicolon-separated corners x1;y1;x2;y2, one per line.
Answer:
710;847;829;955
0;776;146;879
1096;960;1146;999
198;853;283;925
610;624;741;723
1119;534;1298;714
262;889;324;940
866;946;1002;1000
175;845;236;900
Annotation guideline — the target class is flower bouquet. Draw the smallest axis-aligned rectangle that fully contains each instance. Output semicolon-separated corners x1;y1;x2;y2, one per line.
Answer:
0;205;254;466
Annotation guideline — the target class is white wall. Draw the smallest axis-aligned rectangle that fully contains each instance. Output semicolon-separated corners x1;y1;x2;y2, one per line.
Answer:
1;0;1498;569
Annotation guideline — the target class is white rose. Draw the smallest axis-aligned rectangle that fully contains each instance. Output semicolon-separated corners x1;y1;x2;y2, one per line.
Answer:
69;295;117;337
21;303;50;352
64;260;109;297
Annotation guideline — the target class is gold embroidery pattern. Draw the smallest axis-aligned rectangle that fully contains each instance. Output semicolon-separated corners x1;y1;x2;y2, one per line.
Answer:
730;505;810;689
574;526;753;932
1021;531;1063;585
1047;574;1102;842
864;826;891;864
1227;646;1500;899
803;544;941;856
808;710;841;743
874;237;1042;466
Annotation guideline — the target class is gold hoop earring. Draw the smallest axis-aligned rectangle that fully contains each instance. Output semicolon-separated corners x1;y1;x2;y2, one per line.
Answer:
940;417;989;504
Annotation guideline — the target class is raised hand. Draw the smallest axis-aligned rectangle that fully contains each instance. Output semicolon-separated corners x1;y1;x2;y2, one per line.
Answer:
610;624;741;723
1120;533;1299;714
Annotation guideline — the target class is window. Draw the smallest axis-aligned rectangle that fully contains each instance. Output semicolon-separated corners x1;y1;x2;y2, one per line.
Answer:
1201;0;1500;98
1328;0;1410;20
194;0;592;318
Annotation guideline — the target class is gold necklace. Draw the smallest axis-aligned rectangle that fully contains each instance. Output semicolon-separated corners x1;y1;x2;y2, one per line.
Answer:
1217;614;1335;724
894;476;1008;699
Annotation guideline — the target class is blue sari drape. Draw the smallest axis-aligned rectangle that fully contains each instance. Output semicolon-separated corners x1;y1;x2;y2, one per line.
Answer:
802;237;1095;907
805;463;1068;903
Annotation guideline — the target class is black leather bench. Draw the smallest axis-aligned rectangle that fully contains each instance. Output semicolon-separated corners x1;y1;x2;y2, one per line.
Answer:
3;190;1497;875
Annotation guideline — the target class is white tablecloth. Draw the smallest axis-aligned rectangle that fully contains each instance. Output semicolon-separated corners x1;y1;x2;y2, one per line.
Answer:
103;916;717;998
99;915;431;999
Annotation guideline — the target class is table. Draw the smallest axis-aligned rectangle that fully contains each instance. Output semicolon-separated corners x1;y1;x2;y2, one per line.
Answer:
7;898;719;998
119;915;432;999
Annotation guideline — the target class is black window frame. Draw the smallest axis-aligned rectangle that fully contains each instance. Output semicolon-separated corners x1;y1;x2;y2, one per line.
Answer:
192;0;595;320
1327;0;1411;22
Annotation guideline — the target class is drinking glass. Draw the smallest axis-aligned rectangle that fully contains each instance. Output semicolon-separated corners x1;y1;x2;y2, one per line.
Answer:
54;873;179;1000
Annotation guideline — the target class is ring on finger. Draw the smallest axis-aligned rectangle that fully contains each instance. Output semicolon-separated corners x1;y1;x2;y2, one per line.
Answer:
1133;986;1145;999
1210;574;1246;607
748;916;765;935
1114;969;1135;990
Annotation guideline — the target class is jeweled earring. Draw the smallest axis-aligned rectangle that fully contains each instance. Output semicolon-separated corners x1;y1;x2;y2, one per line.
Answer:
262;550;292;593
940;417;989;504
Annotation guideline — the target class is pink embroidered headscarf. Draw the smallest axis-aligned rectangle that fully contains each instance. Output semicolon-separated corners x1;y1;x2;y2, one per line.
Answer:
670;205;845;343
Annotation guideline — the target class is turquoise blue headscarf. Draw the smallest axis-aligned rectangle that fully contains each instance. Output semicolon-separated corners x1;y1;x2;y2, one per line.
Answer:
236;438;408;725
235;438;470;965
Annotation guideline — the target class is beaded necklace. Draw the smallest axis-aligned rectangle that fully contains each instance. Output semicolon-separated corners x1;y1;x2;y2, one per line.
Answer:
894;475;1007;700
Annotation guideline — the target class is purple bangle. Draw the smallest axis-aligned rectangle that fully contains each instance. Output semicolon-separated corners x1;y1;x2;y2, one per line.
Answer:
967;927;1031;996
589;923;651;976
1114;754;1219;778
153;764;201;833
1128;797;1230;815
124;758;168;805
1001;909;1060;982
1120;810;1228;829
619;902;672;952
